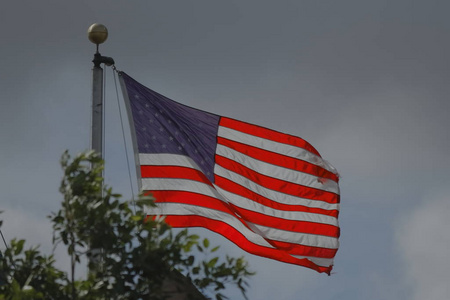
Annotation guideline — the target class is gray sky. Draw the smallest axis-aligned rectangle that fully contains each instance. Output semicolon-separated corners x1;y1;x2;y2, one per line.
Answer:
1;1;449;299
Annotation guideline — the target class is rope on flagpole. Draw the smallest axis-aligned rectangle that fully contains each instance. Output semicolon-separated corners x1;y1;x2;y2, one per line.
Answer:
112;67;137;213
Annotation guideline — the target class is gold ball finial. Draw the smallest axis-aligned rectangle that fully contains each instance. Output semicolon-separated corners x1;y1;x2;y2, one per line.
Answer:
88;23;108;45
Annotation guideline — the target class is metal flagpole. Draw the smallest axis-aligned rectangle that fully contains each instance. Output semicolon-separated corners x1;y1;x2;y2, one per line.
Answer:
88;23;115;158
87;23;114;272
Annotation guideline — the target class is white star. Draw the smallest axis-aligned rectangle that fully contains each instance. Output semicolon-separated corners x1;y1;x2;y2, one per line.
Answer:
159;127;164;132
162;144;166;148
134;94;140;99
169;136;174;141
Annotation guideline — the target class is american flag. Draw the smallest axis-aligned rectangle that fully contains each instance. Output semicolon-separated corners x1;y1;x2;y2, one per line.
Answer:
119;72;340;274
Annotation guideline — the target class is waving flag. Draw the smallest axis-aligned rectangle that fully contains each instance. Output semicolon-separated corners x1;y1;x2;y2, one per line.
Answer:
119;72;340;274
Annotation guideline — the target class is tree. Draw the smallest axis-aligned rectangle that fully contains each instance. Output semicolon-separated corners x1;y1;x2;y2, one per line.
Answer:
0;151;254;299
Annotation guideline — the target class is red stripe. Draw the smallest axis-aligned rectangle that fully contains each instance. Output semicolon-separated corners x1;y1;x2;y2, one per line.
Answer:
215;175;339;218
266;239;338;258
140;165;212;186
227;204;339;238
219;117;321;157
161;214;333;274
216;155;338;202
217;136;338;182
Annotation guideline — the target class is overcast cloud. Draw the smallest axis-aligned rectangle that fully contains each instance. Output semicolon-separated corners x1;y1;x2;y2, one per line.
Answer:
1;1;449;299
396;188;450;299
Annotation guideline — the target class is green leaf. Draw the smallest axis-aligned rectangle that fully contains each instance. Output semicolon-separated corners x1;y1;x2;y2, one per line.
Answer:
188;234;200;241
208;257;219;268
14;240;25;255
131;215;142;222
203;238;210;249
187;255;195;266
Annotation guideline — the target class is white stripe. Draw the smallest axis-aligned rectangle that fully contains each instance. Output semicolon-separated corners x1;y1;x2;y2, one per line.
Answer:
218;126;337;174
216;144;339;193
214;164;339;210
247;222;339;249
291;255;334;267
214;186;339;226
148;202;334;266
139;153;201;170
148;202;275;249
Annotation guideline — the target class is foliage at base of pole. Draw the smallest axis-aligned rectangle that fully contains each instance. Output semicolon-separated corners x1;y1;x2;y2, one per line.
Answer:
0;151;254;299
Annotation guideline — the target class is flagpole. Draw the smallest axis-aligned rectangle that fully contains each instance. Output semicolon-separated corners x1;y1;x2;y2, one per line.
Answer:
87;23;114;272
88;23;114;158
